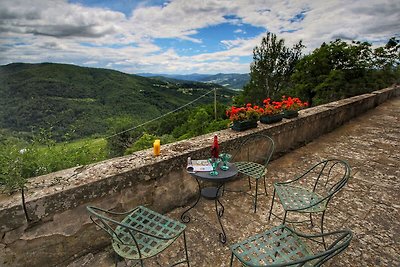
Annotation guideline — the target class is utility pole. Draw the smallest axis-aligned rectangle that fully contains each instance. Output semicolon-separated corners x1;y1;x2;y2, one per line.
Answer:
214;88;217;120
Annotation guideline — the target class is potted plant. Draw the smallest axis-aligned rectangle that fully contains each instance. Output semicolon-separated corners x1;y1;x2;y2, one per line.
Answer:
226;103;260;131
259;98;283;124
281;96;308;119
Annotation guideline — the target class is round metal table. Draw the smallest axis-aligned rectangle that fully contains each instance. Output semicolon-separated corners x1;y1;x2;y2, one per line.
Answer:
181;162;238;244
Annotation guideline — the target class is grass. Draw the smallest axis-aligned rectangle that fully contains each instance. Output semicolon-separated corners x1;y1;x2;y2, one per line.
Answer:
0;136;108;192
36;137;108;171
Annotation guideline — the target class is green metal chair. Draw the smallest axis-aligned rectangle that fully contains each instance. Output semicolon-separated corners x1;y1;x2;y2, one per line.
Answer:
229;224;352;267
268;159;351;247
232;134;275;213
87;205;190;267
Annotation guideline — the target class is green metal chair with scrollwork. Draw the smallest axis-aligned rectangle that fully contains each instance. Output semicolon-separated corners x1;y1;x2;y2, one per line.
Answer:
229;224;352;267
268;159;351;248
232;134;275;213
87;205;190;267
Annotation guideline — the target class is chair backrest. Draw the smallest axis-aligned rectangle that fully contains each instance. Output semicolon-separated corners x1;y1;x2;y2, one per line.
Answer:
293;227;353;267
231;225;352;267
87;206;132;244
299;159;350;201
232;134;275;167
87;205;165;261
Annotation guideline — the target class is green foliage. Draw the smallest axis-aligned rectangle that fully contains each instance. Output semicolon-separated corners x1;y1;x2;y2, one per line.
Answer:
0;141;34;192
0;131;107;192
123;103;230;154
373;37;400;69
38;138;107;172
125;132;158;154
170;104;229;139
291;38;400;106
240;32;304;104
146;109;192;137
0;133;49;192
187;108;211;136
105;116;138;157
0;63;236;141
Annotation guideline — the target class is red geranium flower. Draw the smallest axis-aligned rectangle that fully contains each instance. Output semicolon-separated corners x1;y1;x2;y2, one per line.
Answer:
260;98;282;115
281;96;308;111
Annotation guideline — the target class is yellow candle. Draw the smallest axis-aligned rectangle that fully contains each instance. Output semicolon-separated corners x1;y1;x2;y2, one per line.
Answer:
153;139;160;156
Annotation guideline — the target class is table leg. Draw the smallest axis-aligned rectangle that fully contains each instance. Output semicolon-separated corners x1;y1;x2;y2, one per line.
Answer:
181;177;201;223
215;183;227;244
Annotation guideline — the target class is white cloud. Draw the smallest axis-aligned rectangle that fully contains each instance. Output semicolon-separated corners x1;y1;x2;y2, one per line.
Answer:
0;0;125;38
128;0;232;40
234;29;246;34
0;0;399;74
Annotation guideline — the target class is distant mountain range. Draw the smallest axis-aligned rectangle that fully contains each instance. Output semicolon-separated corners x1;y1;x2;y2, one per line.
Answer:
138;73;250;90
0;63;236;140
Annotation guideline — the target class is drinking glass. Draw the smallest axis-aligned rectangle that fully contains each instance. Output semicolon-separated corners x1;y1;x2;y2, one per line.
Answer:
208;158;221;176
219;153;232;171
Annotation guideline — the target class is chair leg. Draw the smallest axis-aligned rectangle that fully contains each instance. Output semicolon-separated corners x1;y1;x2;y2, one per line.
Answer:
282;211;288;225
114;253;126;267
254;179;259;213
183;230;190;267
268;189;276;221
309;213;314;227
263;175;268;196
321;211;326;249
229;252;235;267
248;177;251;190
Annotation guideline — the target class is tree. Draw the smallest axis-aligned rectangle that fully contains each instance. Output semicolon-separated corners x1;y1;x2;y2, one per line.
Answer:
125;132;158;154
241;32;304;103
187;108;211;136
0;138;43;223
373;37;400;70
291;38;400;106
105;116;137;157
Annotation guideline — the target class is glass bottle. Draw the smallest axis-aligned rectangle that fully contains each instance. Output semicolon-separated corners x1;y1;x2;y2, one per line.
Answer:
211;134;219;159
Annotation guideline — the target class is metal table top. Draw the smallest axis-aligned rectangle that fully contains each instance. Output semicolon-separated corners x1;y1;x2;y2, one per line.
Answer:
190;162;238;183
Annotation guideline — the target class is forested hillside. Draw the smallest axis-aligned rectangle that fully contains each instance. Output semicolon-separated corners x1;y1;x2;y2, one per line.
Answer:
198;73;250;90
0;63;236;140
139;73;250;90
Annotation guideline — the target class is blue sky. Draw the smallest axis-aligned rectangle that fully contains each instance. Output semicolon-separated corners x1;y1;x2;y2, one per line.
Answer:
0;0;399;74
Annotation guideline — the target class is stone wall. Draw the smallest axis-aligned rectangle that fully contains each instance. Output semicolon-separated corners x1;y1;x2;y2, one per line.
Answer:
0;85;399;266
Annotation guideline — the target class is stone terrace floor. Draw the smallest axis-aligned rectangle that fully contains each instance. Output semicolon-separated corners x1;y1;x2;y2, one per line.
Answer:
68;97;400;267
